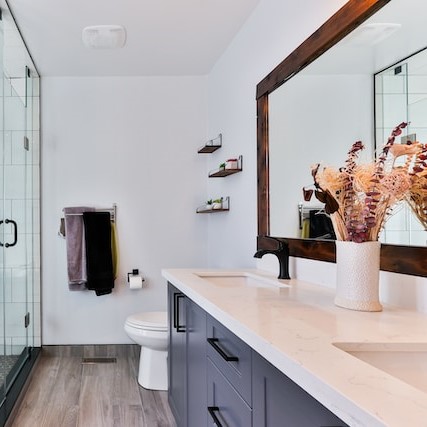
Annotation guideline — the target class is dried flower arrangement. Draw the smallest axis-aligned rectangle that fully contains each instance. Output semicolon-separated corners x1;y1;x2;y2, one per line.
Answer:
305;122;427;242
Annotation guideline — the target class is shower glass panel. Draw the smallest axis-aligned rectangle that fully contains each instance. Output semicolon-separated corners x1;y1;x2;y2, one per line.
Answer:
2;60;29;389
0;3;41;423
0;13;5;404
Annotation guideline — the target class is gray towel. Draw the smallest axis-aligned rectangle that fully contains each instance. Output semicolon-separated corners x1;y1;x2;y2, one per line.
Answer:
64;206;95;290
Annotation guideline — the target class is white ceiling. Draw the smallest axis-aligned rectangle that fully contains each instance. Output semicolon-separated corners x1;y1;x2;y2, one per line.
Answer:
4;0;260;77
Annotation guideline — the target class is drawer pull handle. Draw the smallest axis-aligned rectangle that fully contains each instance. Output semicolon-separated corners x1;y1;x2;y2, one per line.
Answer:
173;293;186;333
207;406;224;427
207;338;239;362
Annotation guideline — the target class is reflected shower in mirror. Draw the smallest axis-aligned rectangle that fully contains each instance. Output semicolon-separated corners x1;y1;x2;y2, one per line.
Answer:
375;48;427;246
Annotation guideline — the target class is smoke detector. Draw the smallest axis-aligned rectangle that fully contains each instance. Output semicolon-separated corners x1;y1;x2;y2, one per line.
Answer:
82;25;126;49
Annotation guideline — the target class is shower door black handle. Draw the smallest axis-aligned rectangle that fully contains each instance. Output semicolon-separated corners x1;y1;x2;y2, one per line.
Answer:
0;219;18;248
5;220;18;247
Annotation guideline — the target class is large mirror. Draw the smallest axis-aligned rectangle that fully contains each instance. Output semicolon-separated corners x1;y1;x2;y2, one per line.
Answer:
257;0;427;276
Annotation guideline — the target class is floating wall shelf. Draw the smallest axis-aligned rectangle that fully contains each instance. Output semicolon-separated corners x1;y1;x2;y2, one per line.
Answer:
209;155;243;178
198;133;222;154
196;196;230;213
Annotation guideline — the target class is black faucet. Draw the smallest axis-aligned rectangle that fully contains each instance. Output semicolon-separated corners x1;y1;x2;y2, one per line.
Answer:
254;239;290;280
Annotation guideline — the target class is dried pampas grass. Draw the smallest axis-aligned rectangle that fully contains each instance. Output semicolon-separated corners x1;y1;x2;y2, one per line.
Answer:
307;122;427;242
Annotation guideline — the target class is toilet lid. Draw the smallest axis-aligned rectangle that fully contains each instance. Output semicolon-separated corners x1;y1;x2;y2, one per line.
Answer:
125;311;168;331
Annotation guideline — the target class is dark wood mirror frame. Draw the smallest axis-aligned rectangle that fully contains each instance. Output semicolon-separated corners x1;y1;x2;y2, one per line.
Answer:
256;0;427;277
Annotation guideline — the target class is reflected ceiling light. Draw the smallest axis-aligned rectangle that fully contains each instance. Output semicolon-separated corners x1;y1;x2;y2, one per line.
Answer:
82;25;126;49
345;23;401;46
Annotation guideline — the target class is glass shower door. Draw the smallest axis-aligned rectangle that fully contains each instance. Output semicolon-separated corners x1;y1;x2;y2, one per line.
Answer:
0;10;32;397
2;70;30;391
0;13;5;401
0;4;40;422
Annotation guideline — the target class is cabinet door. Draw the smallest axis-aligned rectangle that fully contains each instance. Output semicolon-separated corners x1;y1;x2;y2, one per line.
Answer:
168;283;187;427
252;352;348;427
186;299;207;427
207;358;252;427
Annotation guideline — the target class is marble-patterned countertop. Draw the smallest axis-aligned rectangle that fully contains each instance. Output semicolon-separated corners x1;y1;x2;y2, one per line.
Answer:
162;268;427;427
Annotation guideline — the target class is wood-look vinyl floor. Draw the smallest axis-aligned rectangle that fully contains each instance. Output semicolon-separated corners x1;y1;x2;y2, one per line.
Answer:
8;345;176;427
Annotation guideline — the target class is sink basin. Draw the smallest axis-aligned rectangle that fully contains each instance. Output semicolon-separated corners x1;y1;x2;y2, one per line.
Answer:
333;342;427;393
195;272;290;289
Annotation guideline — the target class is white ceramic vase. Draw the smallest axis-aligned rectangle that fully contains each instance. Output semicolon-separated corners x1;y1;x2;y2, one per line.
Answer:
335;241;382;312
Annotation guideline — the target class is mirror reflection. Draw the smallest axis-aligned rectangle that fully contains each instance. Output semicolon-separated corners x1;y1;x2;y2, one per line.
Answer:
375;48;427;245
269;0;427;245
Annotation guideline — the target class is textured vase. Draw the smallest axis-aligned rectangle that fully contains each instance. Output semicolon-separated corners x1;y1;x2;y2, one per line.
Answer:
335;241;382;312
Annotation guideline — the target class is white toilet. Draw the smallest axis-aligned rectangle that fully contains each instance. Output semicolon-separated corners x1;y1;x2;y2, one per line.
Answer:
124;311;168;391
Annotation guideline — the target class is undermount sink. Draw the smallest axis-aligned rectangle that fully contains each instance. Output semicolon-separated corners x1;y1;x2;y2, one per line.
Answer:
333;342;427;394
195;272;290;289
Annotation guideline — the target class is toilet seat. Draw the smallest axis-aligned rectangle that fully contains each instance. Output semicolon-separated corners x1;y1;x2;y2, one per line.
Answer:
125;311;167;331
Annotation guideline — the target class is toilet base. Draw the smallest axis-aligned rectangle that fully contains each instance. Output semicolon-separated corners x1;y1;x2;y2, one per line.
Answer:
138;347;168;391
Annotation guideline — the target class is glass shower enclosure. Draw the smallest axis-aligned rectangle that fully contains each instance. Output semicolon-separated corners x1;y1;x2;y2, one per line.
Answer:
0;4;40;423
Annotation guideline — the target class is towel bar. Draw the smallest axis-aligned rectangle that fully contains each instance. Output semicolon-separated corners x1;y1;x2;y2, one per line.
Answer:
63;203;117;223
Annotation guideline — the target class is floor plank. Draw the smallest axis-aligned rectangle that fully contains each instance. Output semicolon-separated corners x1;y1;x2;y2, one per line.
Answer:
8;345;176;427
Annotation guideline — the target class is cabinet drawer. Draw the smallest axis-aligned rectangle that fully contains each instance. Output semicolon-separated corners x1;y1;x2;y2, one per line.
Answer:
207;315;252;406
207;358;252;427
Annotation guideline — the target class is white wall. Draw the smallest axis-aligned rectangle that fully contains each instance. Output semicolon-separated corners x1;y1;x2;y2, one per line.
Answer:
42;76;208;344
206;0;427;311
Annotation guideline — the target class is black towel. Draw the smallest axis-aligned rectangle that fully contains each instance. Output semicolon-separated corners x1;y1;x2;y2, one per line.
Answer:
83;212;114;296
309;210;336;240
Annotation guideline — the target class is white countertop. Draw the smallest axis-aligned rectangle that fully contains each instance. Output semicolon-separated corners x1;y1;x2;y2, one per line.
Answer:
162;268;427;427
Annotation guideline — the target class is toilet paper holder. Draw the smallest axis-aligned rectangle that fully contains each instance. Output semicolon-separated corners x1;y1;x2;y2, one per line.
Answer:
127;269;145;283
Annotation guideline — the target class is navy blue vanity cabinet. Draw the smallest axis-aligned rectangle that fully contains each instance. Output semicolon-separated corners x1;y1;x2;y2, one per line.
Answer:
168;283;207;427
168;283;187;427
168;284;349;426
252;352;349;427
